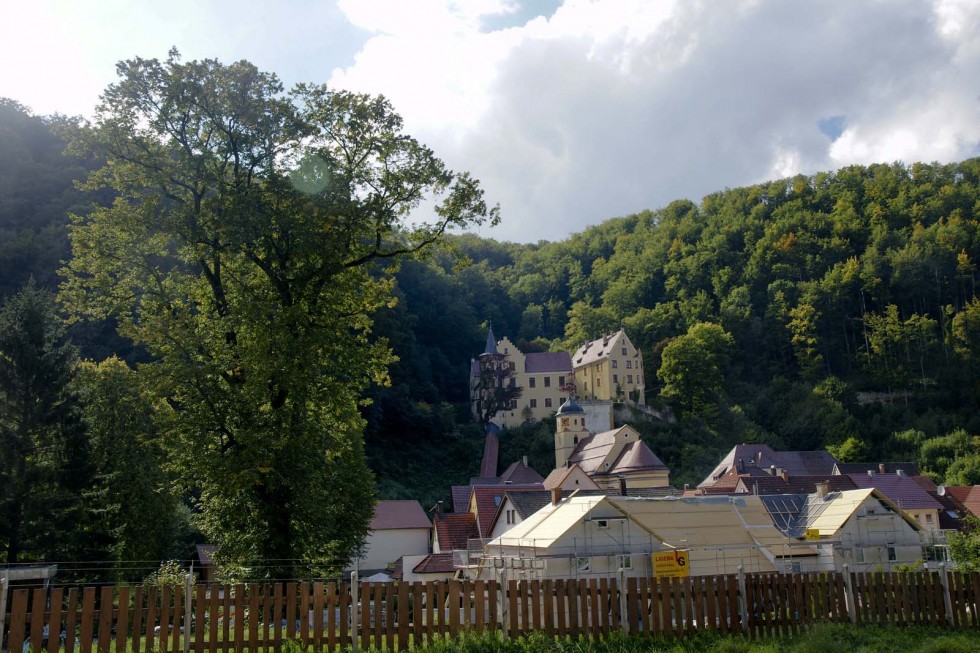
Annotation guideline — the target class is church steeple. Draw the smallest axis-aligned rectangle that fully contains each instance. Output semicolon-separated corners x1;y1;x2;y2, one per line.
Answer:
482;323;497;356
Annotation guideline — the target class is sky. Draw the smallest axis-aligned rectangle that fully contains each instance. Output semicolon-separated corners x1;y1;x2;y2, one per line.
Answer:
2;0;979;243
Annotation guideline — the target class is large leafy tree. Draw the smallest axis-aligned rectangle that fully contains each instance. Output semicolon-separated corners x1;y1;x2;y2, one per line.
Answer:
61;51;498;577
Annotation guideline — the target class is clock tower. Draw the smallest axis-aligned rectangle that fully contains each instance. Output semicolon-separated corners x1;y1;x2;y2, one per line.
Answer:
555;396;588;470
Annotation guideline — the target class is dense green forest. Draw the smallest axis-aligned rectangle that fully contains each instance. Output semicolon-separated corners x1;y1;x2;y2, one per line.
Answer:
2;98;979;574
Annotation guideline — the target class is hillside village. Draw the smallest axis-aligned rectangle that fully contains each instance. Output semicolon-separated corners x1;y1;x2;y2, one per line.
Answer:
262;329;980;585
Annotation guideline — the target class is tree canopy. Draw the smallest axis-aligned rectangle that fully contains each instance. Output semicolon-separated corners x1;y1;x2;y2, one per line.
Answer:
61;51;498;577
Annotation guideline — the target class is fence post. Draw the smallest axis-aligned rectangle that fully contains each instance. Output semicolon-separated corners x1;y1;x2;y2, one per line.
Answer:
737;565;748;635
183;565;193;653
618;568;628;633
0;573;7;651
841;564;856;623
938;563;954;624
350;572;359;653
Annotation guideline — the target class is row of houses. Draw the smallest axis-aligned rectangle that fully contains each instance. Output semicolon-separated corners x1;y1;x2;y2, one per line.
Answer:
350;396;980;582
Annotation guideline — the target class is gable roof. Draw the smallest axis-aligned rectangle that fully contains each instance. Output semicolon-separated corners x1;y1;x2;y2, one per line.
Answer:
489;495;621;548
834;462;920;476
498;460;545;484
700;445;838;488
943;486;980;517
370;500;432;531
433;512;479;551
542;464;601;490
525;351;573;373
568;426;666;476
470;484;542;538
846;472;943;510
794;488;921;537
735;474;857;496
451;485;473;513
571;329;630;368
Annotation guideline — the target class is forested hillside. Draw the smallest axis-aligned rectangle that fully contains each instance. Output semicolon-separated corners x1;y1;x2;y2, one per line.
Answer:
3;99;979;513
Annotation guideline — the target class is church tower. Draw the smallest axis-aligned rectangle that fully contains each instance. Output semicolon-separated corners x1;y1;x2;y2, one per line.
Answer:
555;396;589;470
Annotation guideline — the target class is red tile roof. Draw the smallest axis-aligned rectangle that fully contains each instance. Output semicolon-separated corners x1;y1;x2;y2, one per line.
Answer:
700;445;837;488
412;553;455;574
433;512;479;551
568;427;666;475
370;500;432;530
846;473;943;510
470;484;542;538
944;486;980;517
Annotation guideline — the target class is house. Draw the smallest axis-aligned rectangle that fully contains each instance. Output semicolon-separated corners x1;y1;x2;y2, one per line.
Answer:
470;327;573;428
760;486;924;572
397;553;458;582
552;397;670;490
480;493;799;580
833;462;920;476
543;464;602;492
356;500;432;573
571;329;645;405
432;512;479;554
943;486;980;518
699;444;837;491
845;470;943;531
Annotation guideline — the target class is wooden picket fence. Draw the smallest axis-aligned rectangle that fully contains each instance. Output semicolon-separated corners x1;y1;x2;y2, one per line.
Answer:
3;571;980;652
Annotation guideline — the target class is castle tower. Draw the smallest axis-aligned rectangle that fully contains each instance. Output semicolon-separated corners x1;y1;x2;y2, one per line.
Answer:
555;396;588;470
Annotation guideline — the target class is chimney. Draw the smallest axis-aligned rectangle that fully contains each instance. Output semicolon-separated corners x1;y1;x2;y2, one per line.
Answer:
867;469;875;478
522;455;528;466
551;487;562;506
737;458;745;473
780;469;789;483
770;465;777;476
815;481;829;499
878;463;886;474
618;475;627;496
896;469;905;478
756;451;763;465
436;500;444;514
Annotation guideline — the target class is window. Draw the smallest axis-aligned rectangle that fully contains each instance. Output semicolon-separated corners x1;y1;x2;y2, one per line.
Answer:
854;548;865;563
596;378;600;387
627;375;633;384
559;376;565;386
509;361;515;371
529;399;537;408
626;360;632;369
508;378;516;388
594;519;609;529
529;377;536;388
611;360;618;369
621;347;627;355
613;374;618;384
545;398;553;408
506;509;516;525
544;376;551;387
887;546;897;561
925;513;933;524
576;557;590;572
791;561;803;574
619;555;632;570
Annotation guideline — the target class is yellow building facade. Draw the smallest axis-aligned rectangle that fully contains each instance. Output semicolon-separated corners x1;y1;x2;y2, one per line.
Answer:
571;329;645;405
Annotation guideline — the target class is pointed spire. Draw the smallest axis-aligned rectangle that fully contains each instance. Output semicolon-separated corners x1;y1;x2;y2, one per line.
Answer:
482;322;497;356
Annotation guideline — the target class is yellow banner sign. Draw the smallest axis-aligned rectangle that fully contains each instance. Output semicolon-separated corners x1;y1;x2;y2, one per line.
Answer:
652;550;689;578
805;528;821;541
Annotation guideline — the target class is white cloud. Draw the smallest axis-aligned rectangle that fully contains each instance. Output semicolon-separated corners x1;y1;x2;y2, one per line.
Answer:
330;0;980;242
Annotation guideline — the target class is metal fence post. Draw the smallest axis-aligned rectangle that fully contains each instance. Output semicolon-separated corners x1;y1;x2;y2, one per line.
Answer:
350;571;359;653
737;565;748;635
841;564;857;623
938;563;954;624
